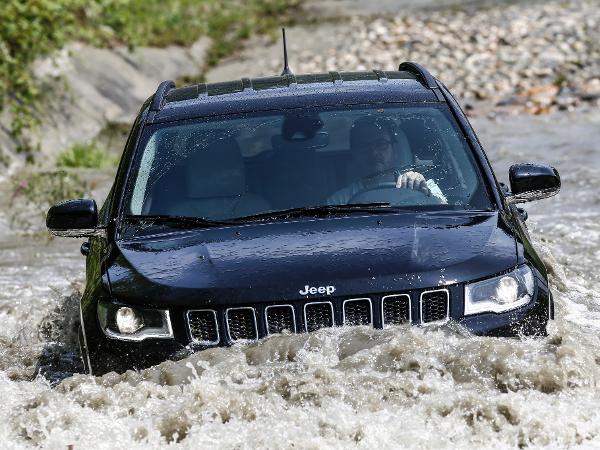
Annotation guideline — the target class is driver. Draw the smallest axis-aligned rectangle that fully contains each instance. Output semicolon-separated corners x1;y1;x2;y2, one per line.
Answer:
327;116;446;205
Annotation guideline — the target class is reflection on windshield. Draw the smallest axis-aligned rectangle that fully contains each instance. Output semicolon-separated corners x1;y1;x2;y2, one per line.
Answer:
128;104;492;221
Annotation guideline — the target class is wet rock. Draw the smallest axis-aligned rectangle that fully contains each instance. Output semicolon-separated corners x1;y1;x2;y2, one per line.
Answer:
579;79;600;101
495;95;525;107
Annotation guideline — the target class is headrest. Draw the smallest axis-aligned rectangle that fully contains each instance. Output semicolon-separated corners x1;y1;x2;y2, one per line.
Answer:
184;137;245;198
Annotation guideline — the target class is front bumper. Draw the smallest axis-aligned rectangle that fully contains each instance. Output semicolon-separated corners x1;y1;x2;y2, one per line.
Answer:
84;280;552;375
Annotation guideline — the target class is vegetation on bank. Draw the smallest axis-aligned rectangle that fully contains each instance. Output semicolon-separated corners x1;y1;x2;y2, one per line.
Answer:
56;141;119;169
1;0;301;158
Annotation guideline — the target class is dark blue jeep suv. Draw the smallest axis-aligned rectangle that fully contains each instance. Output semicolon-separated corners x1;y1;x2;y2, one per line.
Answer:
47;62;560;375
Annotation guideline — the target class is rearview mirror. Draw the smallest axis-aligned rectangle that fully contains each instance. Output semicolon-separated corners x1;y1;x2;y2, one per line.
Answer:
507;164;560;204
46;199;104;238
271;131;329;151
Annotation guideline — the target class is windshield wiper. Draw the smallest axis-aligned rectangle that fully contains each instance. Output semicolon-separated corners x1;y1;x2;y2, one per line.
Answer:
125;214;237;228
232;203;395;222
125;204;400;228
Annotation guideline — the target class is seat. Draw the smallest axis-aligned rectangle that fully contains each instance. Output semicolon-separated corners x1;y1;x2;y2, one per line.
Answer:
168;137;269;219
268;135;327;208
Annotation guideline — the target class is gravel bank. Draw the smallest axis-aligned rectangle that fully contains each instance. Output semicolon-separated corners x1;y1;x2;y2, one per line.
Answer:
301;0;540;18
209;0;600;115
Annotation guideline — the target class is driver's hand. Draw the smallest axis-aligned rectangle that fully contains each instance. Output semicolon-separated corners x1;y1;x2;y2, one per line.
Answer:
396;171;431;196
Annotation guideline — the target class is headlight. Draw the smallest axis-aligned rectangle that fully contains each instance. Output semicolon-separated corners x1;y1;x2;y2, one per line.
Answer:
97;300;173;341
464;265;535;315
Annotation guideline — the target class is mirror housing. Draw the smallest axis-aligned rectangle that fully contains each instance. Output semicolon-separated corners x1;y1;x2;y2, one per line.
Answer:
507;164;560;204
46;199;104;238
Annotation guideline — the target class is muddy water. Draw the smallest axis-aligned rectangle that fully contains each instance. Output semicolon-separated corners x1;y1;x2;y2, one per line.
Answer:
0;109;599;449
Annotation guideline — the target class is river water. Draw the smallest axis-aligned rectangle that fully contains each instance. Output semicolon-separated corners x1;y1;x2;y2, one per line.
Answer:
0;109;599;449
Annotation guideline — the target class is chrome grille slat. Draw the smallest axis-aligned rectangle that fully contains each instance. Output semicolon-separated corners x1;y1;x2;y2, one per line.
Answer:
382;294;411;326
304;302;334;332
265;305;296;334
187;309;219;344
226;307;258;341
343;298;372;326
420;289;450;324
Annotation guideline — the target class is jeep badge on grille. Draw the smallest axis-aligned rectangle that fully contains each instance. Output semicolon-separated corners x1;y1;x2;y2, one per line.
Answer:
299;285;336;296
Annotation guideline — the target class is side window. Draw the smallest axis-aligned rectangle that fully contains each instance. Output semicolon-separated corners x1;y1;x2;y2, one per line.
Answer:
97;184;114;226
130;134;157;214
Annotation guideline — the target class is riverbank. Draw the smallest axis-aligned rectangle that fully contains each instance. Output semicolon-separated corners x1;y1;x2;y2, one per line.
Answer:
3;0;597;175
210;0;600;116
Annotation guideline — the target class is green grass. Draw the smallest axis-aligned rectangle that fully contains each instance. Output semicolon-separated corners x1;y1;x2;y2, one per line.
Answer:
0;0;303;158
56;142;118;169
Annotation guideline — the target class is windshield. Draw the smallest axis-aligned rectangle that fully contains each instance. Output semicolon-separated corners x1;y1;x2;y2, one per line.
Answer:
126;104;492;221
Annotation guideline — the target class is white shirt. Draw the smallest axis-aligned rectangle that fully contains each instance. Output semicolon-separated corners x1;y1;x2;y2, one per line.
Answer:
327;173;447;205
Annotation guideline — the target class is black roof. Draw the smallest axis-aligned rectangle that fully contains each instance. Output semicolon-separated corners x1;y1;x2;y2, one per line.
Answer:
148;67;445;124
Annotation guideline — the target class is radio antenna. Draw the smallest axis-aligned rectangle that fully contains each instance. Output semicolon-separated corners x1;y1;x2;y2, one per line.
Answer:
281;28;294;76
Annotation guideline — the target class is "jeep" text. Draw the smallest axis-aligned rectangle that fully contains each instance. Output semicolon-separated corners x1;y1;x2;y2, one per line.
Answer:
299;285;336;296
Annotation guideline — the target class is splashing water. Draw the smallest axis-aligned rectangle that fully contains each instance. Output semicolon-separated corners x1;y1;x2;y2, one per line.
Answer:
1;110;599;449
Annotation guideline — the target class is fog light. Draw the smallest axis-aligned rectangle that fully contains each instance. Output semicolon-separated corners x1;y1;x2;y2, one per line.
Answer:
97;299;173;341
116;307;143;334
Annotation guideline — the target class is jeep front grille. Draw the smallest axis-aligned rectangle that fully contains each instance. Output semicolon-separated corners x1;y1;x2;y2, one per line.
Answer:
304;302;334;332
226;307;258;341
187;289;452;345
382;294;411;325
187;309;219;344
265;305;296;334
420;289;450;324
343;298;372;326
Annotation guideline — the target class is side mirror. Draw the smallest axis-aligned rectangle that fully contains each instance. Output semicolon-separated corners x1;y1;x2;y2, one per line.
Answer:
46;199;104;238
507;164;560;204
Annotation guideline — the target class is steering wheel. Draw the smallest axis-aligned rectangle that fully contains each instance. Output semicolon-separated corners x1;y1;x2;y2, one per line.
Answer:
348;167;441;206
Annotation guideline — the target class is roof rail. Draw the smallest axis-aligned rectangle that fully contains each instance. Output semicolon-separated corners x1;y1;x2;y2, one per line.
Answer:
398;62;437;88
149;80;176;112
398;62;444;101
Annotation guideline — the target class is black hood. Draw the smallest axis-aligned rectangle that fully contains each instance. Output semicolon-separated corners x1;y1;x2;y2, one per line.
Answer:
107;211;517;307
